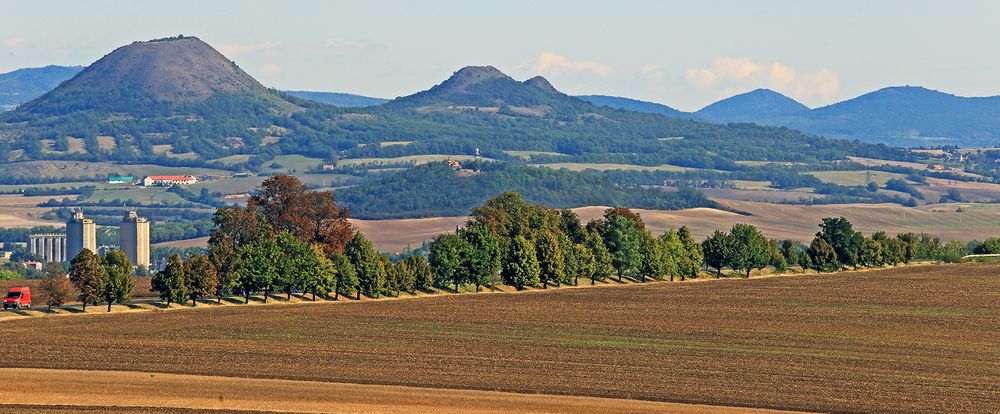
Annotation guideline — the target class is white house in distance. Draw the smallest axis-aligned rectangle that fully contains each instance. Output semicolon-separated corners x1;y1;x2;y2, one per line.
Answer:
142;175;198;187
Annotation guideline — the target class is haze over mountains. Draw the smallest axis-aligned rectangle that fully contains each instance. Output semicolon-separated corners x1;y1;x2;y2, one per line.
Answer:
0;65;83;111
3;43;998;148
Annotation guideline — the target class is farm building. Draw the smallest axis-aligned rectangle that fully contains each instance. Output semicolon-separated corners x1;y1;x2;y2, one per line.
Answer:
142;175;198;187
107;175;135;184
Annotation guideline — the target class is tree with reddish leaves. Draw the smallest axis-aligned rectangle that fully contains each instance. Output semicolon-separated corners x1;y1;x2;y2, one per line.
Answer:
248;175;353;254
602;207;646;231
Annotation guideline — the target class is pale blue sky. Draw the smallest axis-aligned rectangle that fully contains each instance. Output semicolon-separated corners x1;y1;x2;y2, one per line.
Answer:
2;0;997;111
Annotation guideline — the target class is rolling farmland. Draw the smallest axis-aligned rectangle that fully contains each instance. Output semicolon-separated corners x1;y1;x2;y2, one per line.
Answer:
1;263;997;413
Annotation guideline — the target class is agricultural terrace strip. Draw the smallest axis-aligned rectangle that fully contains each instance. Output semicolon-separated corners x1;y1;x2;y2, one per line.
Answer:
1;263;997;414
0;368;803;414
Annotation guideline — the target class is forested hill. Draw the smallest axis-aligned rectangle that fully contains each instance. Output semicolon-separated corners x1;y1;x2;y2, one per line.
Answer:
577;95;689;118
0;65;83;111
695;89;809;123
772;86;1000;147
283;91;387;107
336;162;717;219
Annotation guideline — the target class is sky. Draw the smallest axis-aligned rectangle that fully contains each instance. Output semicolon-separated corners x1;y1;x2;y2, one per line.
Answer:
2;0;998;111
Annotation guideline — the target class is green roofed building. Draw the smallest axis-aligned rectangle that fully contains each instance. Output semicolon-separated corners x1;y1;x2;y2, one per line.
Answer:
107;175;135;184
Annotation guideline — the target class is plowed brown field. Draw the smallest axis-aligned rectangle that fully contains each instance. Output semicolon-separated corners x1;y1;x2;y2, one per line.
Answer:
1;264;998;413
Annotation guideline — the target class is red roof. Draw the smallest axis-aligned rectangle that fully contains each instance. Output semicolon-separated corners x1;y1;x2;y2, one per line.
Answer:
148;175;196;181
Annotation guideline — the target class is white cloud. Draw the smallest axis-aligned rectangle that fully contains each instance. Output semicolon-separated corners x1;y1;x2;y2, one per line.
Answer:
217;41;280;56
3;37;26;48
685;68;718;88
685;57;840;103
260;63;284;75
530;51;612;77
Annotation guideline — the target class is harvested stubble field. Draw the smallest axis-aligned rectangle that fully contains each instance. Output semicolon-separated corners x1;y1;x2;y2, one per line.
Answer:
1;264;998;414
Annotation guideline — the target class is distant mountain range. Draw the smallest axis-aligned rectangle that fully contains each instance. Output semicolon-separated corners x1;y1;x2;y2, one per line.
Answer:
282;91;387;107
576;95;687;118
0;65;84;111
4;55;998;147
574;87;1000;147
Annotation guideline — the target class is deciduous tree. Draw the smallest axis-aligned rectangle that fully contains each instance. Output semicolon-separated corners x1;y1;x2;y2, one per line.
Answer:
345;233;386;298
237;238;280;303
39;263;70;312
535;230;564;288
428;233;468;291
727;224;769;278
501;236;540;290
100;250;135;312
152;254;187;306
460;223;501;292
184;254;217;306
68;249;103;311
701;230;730;278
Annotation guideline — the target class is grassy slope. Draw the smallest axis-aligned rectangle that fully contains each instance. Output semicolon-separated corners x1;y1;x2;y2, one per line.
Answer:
1;263;997;413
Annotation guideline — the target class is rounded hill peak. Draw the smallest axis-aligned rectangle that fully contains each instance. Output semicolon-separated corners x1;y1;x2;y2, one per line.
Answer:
523;76;560;94
47;35;266;103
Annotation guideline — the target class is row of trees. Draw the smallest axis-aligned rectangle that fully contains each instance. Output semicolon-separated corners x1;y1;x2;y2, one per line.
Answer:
67;249;135;311
59;176;990;312
427;192;704;291
700;216;975;276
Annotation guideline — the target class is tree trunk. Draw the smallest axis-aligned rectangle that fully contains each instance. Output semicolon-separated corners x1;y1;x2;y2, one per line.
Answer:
245;292;250;304
475;283;480;293
82;301;86;312
574;275;578;286
287;290;291;301
264;289;268;303
357;290;360;300
312;289;316;301
107;301;112;312
670;275;674;282
746;269;751;278
334;280;340;301
192;297;197;307
591;275;595;285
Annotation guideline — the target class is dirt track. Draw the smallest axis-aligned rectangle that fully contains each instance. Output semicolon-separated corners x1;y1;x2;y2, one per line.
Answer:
0;368;803;414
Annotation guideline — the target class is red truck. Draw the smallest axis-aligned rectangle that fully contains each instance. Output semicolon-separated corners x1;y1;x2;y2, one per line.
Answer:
4;287;31;309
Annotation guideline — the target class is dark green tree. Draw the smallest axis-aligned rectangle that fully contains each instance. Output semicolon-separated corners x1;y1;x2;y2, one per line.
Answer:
345;233;386;298
184;253;217;306
535;230;564;288
331;252;358;300
152;254;187;306
100;250;135;312
817;217;863;270
701;230;730;278
602;215;642;281
428;233;469;291
237;238;280;303
68;249;103;311
727;224;770;278
501;235;540;290
807;237;838;272
460;223;501;292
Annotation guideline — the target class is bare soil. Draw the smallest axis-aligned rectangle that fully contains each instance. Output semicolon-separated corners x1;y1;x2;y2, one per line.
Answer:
0;368;799;414
1;263;997;413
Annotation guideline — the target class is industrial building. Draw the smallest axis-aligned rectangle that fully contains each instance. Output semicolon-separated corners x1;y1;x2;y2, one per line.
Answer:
142;175;197;187
119;210;150;268
66;211;97;261
28;233;67;263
